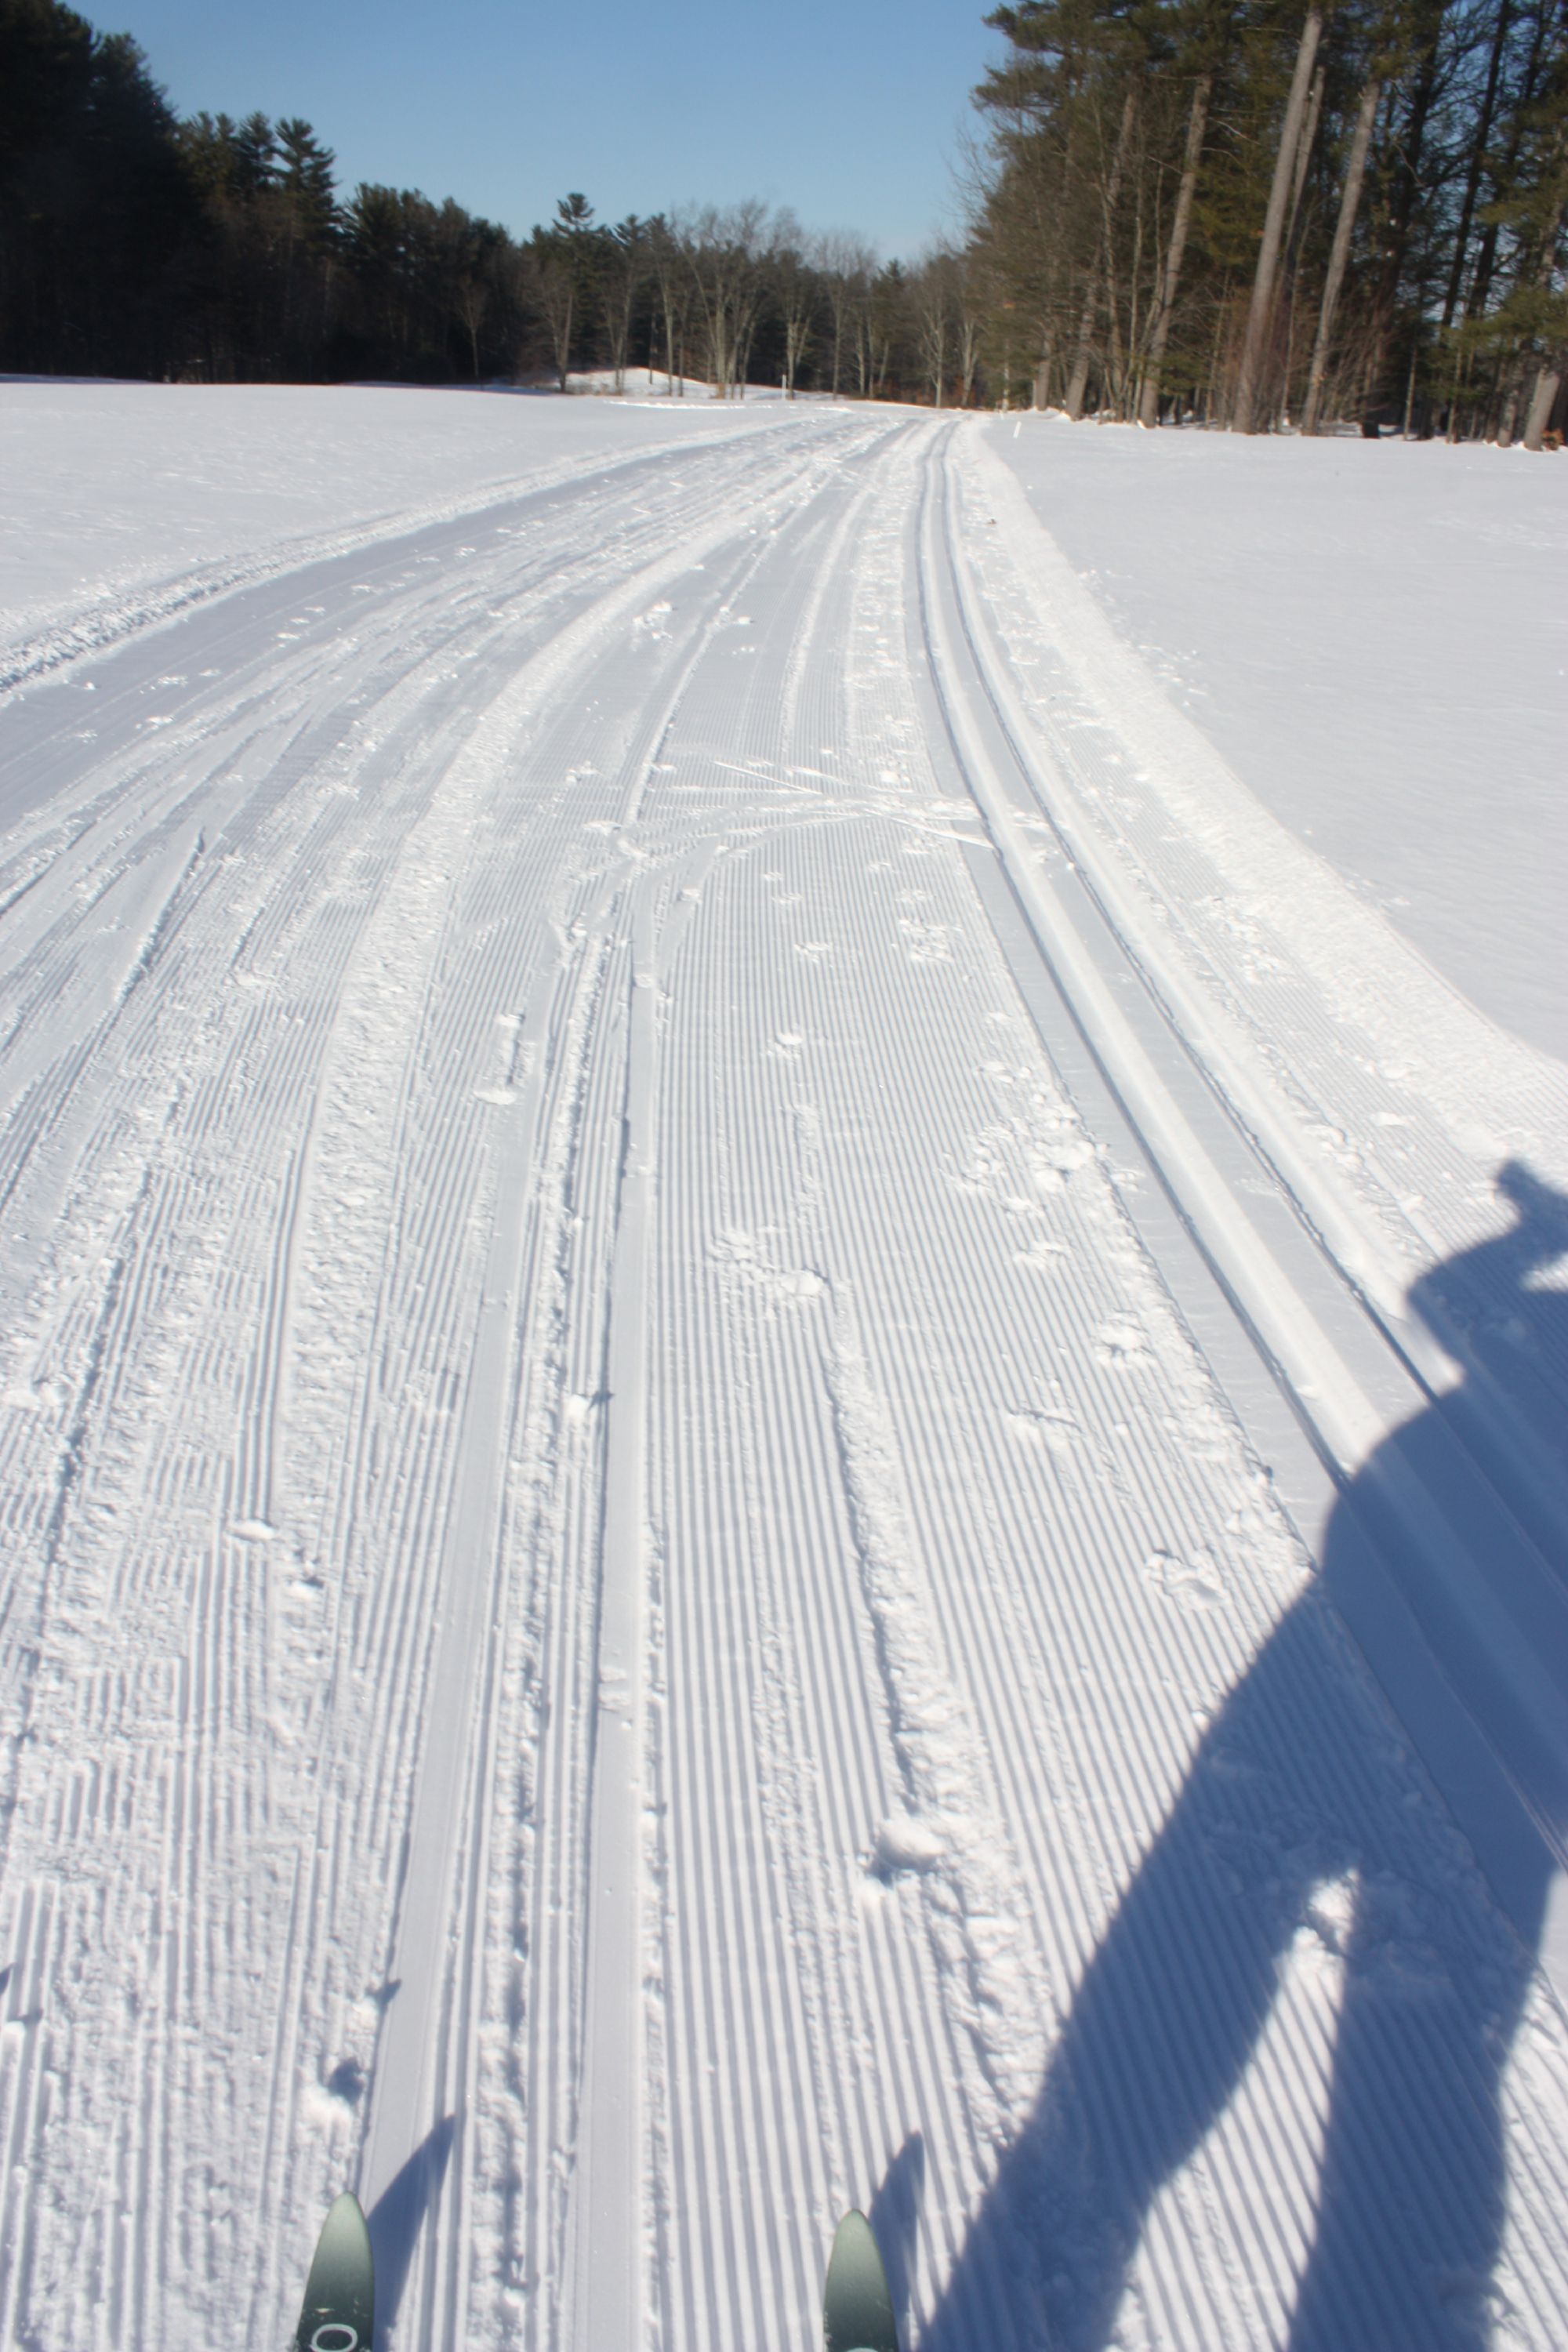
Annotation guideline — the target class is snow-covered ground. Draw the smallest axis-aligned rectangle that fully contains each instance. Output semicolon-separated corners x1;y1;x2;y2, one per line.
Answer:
0;385;1566;2352
0;376;804;686
987;412;1568;1058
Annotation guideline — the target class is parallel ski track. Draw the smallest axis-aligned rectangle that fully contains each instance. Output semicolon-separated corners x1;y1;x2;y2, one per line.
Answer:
633;418;1313;2352
953;431;1568;1517
917;428;1568;1944
263;419;905;2351
636;416;1309;2348
633;413;1568;2352
0;410;897;2352
909;423;1568;2343
2;402;1567;2352
0;413;836;706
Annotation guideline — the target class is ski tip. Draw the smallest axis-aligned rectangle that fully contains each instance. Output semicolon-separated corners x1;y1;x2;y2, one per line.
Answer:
824;2209;899;2352
296;2190;375;2352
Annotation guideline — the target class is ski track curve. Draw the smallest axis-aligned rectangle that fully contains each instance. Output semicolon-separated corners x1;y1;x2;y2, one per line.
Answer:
0;407;1565;2352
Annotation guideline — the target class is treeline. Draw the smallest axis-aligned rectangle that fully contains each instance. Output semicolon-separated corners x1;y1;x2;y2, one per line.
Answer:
3;0;1563;437
0;0;953;397
514;198;971;405
2;0;525;384
966;0;1568;441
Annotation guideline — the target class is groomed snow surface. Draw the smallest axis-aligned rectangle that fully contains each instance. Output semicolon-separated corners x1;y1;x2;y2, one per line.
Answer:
0;383;1565;2352
989;413;1568;1059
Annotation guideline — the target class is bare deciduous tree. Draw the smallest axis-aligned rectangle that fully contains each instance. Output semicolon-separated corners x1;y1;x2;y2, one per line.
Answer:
682;201;771;396
772;215;815;396
815;231;877;397
600;216;644;392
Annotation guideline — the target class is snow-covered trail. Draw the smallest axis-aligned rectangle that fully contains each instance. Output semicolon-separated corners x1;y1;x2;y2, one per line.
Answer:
0;405;1566;2352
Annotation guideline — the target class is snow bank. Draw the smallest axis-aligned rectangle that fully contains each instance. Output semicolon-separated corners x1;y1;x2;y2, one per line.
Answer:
565;367;831;401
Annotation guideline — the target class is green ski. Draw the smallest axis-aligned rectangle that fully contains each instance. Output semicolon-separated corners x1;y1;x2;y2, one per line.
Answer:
295;2191;375;2352
824;2209;899;2352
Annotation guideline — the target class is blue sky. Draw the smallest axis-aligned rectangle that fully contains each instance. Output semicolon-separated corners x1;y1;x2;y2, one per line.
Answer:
103;1;1004;258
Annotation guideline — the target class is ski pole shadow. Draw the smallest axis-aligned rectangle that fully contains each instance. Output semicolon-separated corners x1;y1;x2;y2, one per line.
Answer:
917;1164;1568;2351
869;2131;926;2336
365;2112;457;2347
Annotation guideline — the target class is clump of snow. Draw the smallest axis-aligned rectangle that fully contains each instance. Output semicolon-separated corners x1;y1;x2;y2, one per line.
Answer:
869;1812;947;1875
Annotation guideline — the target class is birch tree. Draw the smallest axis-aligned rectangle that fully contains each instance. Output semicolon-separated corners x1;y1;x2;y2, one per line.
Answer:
646;216;690;393
915;251;954;404
815;231;876;394
600;216;644;392
773;220;815;395
684;202;769;396
529;193;596;391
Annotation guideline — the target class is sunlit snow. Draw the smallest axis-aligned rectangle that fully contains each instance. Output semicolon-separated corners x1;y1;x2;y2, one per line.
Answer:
0;383;1564;2352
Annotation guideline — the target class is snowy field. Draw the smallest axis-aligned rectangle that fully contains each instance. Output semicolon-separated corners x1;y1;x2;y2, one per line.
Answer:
988;413;1568;1057
0;376;798;684
0;382;1566;2352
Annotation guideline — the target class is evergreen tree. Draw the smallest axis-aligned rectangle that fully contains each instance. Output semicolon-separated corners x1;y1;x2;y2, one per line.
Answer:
967;0;1568;435
0;0;196;374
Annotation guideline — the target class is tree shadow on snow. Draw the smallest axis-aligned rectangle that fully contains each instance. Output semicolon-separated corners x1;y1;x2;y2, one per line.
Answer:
920;1163;1568;2352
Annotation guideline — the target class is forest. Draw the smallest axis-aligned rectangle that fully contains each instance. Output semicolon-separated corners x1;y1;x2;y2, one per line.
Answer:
1;0;1564;440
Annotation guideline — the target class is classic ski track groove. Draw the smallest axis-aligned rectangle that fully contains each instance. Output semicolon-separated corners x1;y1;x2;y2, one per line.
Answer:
0;412;852;706
0;409;1566;2352
953;432;1568;1512
915;434;1568;1947
0;415;893;2349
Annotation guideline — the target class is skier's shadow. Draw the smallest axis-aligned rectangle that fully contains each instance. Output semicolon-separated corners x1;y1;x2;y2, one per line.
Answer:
920;1162;1568;2352
869;2132;926;2336
365;2112;456;2347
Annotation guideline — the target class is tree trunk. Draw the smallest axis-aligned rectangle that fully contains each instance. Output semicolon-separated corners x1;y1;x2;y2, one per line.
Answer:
1495;377;1522;445
1468;0;1549;320
1520;175;1568;447
1232;4;1324;432
1285;62;1327;260
1363;13;1443;421
1065;83;1139;419
1443;0;1514;328
555;288;573;392
1523;360;1564;449
1139;72;1211;426
1303;77;1381;433
959;312;982;405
